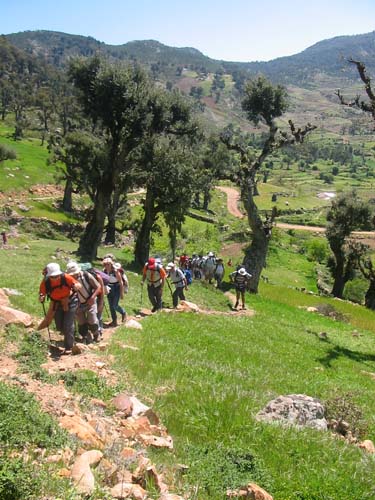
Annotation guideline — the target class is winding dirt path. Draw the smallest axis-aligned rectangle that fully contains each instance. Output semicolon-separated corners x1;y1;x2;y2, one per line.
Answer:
216;186;375;243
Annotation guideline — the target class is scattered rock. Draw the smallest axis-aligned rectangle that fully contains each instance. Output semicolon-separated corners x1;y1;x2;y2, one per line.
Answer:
358;439;375;453
71;449;103;495
59;415;105;448
227;482;273;499
139;433;173;449
112;393;134;416
256;394;327;431
110;482;147;499
125;319;143;330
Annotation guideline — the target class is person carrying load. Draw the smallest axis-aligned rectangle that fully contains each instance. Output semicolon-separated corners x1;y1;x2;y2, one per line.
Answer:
38;262;80;354
166;262;187;308
66;261;101;343
141;257;167;312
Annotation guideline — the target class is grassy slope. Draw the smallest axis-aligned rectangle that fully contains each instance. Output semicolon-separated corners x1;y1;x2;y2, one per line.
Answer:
2;234;375;499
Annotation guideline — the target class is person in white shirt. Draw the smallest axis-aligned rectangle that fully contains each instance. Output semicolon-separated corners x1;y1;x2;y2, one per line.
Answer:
166;262;187;308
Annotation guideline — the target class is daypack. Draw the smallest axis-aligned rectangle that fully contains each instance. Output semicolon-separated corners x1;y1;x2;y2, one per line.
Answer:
45;273;68;297
184;269;193;285
113;264;129;293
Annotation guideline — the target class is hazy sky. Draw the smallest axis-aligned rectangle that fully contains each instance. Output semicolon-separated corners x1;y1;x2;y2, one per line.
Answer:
1;0;375;62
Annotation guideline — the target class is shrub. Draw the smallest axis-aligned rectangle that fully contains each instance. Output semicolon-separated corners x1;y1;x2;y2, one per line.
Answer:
305;238;329;263
0;382;67;449
184;443;271;499
0;455;40;500
324;391;368;440
0;144;17;162
343;278;367;304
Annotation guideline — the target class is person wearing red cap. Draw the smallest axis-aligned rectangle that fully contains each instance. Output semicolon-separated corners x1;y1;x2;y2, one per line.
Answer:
141;257;167;312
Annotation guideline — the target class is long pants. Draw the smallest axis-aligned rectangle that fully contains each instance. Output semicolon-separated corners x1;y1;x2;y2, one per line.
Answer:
54;296;78;349
147;285;163;310
107;282;125;323
76;302;99;341
173;287;185;307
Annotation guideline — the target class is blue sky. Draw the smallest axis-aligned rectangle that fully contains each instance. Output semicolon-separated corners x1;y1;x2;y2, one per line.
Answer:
1;0;375;62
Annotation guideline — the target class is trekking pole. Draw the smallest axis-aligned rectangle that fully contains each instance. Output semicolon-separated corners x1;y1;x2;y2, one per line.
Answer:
166;279;173;302
140;282;144;308
41;301;52;344
104;302;111;321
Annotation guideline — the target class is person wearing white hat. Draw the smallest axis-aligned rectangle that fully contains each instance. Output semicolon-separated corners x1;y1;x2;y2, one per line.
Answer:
38;262;80;354
66;261;101;343
166;262;187;308
229;267;252;310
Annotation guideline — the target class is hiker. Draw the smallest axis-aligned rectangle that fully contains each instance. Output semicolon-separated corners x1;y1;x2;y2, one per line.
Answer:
141;257;167;312
66;261;101;343
38;262;80;354
102;257;126;326
1;231;7;245
166;262;187;308
179;253;189;270
80;263;110;336
229;267;252;310
214;258;225;289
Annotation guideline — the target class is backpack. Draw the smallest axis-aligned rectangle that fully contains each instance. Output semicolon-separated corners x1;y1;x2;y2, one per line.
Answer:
45;273;68;297
184;269;192;285
117;266;129;293
89;268;110;287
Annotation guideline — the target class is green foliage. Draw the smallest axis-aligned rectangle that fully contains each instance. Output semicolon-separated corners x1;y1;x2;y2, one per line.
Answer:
0;455;41;500
184;443;271;498
59;369;119;402
304;238;329;263
324;391;368;440
343;278;368;304
0;381;67;449
14;331;52;381
0;143;17;162
242;76;288;126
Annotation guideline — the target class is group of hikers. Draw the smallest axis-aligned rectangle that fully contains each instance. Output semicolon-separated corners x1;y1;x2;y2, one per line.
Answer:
37;252;252;355
38;255;128;354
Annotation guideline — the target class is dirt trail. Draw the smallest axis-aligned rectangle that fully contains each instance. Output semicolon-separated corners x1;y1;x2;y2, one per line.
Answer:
216;185;375;243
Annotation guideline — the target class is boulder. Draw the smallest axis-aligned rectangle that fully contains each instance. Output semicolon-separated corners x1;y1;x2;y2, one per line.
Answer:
59;415;105;448
125;319;143;330
0;289;33;327
359;439;375;453
112;393;134;415
256;394;327;431
110;482;147;499
71;449;103;495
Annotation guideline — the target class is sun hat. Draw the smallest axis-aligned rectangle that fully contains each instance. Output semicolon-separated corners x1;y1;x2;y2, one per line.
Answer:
208;251;214;257
166;262;175;270
46;262;62;278
66;261;81;275
113;262;121;271
238;267;247;275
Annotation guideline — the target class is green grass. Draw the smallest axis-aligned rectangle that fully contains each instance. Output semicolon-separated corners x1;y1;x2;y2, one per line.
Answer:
0;123;55;190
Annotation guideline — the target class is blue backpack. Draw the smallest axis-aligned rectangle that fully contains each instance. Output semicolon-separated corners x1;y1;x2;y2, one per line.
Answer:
184;269;193;285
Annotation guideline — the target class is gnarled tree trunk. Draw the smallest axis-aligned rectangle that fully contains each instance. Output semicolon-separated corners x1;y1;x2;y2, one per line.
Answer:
241;182;270;293
134;188;158;267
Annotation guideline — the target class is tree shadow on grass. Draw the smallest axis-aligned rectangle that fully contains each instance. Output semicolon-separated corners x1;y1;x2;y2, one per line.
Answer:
315;336;375;369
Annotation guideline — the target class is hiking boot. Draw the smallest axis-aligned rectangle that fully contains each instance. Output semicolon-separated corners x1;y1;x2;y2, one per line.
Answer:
234;302;239;309
151;307;157;313
106;321;118;328
241;305;246;310
121;312;127;323
93;332;100;342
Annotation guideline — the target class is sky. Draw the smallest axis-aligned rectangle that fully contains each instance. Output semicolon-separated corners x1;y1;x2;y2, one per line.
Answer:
1;0;375;62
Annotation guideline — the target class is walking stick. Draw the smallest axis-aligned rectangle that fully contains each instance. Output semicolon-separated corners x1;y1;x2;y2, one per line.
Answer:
140;282;144;308
166;279;173;302
41;301;52;344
